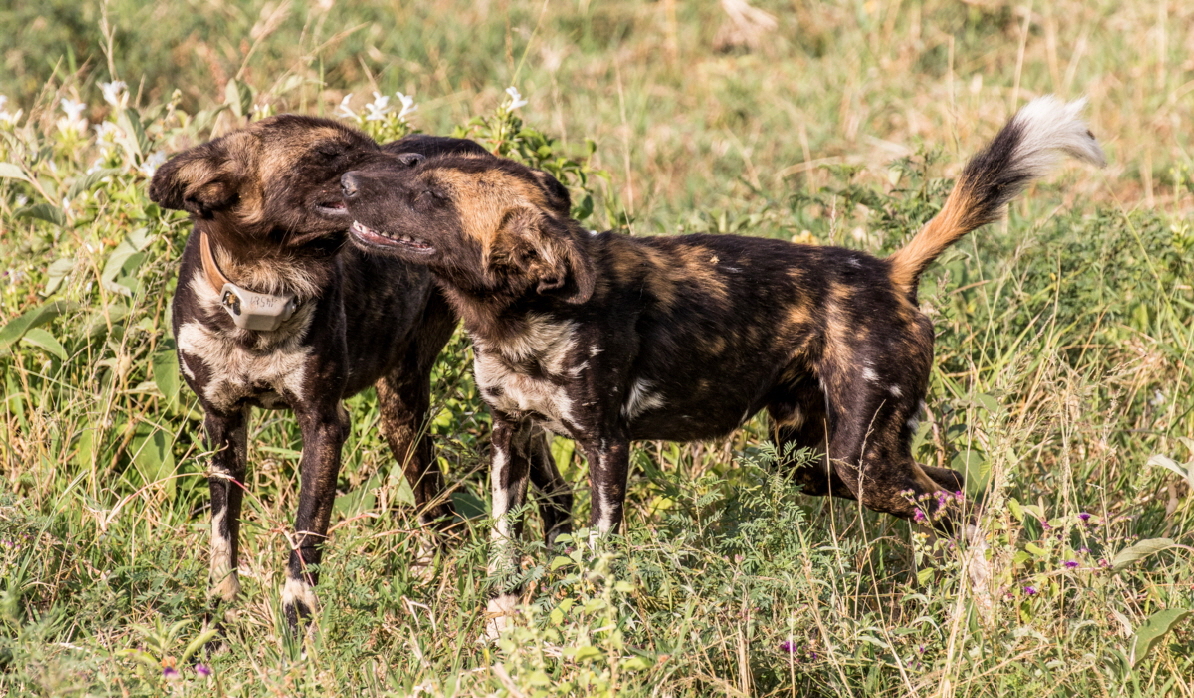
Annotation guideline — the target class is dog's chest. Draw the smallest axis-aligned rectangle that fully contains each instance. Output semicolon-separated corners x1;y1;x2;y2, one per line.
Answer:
472;318;585;434
177;320;312;411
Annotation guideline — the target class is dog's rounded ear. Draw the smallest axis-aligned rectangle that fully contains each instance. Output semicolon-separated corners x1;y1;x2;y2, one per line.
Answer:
501;207;595;304
149;142;242;218
530;169;572;217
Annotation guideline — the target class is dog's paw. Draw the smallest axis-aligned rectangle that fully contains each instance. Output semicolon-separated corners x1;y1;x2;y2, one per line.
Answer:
482;593;520;642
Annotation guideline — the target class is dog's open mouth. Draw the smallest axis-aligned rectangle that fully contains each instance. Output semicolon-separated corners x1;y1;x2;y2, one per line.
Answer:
314;200;349;216
350;220;435;253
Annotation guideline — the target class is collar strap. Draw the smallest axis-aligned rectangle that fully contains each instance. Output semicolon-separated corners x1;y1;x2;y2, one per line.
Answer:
198;232;298;332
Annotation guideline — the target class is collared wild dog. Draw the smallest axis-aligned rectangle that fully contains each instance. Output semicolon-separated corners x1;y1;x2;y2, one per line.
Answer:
340;97;1105;628
149;116;565;632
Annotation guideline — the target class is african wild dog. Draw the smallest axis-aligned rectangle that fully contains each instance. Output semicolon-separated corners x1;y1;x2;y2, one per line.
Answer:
150;116;567;633
339;97;1105;630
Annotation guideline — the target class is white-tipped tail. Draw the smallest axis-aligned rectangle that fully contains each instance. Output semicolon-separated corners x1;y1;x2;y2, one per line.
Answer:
888;96;1105;292
1005;96;1106;175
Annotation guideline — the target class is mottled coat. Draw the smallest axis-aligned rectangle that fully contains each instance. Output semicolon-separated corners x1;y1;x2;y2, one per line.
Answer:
340;97;1104;629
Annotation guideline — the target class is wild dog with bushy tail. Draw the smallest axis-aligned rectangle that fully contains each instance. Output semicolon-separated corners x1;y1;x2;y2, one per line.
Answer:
339;97;1105;631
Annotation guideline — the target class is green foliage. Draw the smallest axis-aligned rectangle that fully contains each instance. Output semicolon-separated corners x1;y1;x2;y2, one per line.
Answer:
2;2;1194;695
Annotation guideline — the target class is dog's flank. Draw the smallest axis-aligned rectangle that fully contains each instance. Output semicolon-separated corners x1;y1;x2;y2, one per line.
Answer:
888;96;1105;292
340;97;1103;632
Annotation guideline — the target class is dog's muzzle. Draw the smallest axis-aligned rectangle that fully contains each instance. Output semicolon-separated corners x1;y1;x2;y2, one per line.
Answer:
219;282;297;332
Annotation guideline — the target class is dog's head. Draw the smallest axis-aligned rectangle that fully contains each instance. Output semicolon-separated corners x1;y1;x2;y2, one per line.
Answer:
149;115;387;252
341;153;594;304
150;118;490;255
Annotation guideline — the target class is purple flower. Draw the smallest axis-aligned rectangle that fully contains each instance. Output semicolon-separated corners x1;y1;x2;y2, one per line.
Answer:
1078;512;1091;523
196;664;211;677
1063;560;1079;569
780;641;797;653
913;509;926;523
1041;522;1052;530
1077;547;1090;554
1023;585;1038;595
163;667;179;679
1098;559;1110;568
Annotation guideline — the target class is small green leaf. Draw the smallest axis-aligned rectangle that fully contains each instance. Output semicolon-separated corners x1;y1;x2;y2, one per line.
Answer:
1130;608;1190;666
15;202;66;227
224;79;253;119
451;490;487;519
0;162;29;181
43;258;76;296
1024;542;1049;557
1147;454;1194;486
66;168;121;200
152;350;180;405
333;473;383;517
181;626;221;664
0;300;78;353
20;328;67;360
118;108;151;160
1112;538;1177;572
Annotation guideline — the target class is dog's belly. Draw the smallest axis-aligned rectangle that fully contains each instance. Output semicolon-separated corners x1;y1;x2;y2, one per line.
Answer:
626;389;766;442
177;321;312;412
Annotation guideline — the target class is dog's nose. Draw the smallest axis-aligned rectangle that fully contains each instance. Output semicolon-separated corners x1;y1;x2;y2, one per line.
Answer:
398;153;425;168
341;172;361;199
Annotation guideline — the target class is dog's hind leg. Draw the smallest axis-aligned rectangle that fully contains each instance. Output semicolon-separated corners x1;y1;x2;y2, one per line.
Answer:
380;289;460;527
282;401;351;631
528;427;573;548
204;406;249;606
768;381;854;499
819;365;955;526
377;372;453;525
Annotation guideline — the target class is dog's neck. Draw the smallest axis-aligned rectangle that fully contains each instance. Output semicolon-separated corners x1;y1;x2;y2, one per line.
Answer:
196;229;334;302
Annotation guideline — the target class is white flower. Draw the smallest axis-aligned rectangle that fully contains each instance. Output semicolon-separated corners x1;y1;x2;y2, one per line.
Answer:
395;92;417;121
335;94;357;119
137;150;168;177
504;86;528;111
99;81;128;108
364;91;392;121
15;194;28;206
58;98;88;135
0;95;21;127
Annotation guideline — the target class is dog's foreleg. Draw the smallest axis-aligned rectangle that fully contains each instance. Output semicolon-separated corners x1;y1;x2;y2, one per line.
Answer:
485;417;533;638
204;407;249;605
528;427;573;548
582;438;631;547
282;402;350;632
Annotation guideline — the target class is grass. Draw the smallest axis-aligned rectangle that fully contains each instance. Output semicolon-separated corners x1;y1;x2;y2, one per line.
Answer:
2;1;1193;695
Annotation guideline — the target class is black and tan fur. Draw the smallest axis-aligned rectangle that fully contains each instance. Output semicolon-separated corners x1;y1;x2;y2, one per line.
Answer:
150;116;500;630
340;96;1104;627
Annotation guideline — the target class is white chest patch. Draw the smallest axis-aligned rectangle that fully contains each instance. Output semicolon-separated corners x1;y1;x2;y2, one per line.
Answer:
177;271;314;411
473;316;579;434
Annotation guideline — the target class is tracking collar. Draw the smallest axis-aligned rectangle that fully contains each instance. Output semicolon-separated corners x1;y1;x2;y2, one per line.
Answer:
199;232;298;332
